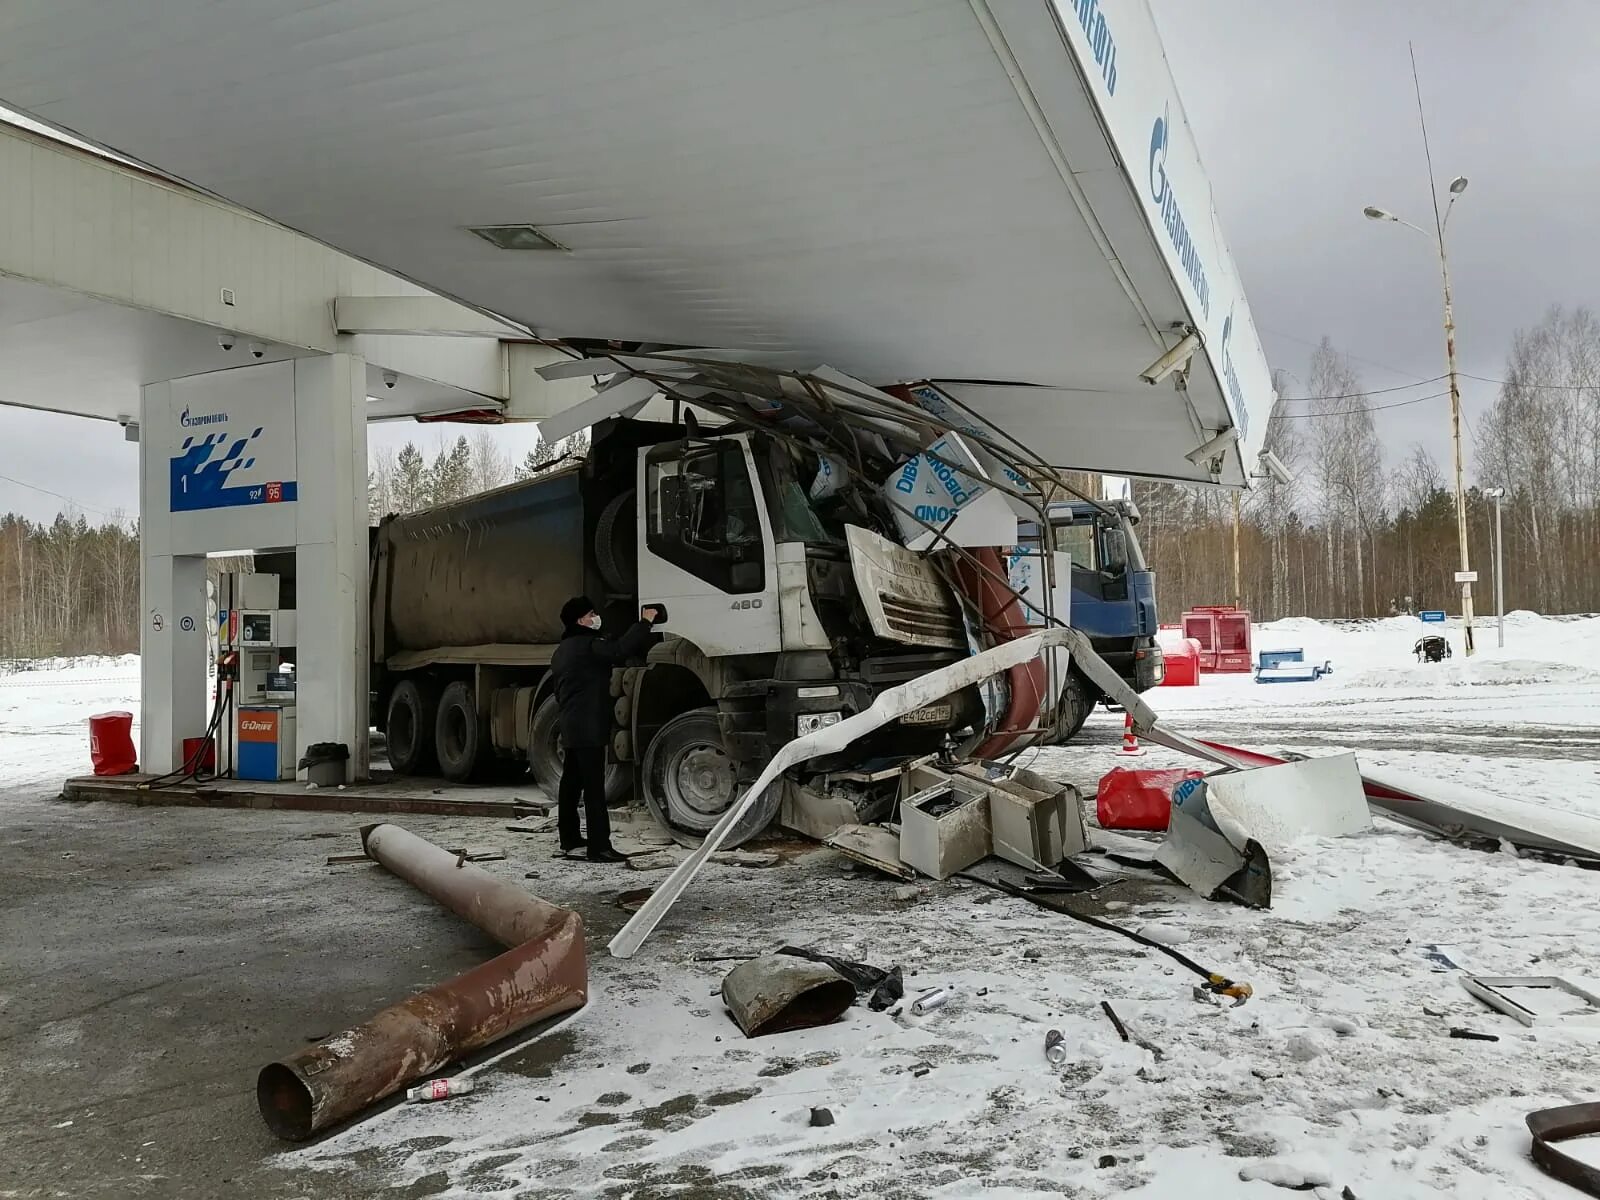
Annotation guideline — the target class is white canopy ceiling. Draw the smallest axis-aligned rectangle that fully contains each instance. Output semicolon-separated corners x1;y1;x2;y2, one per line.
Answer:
0;0;1275;484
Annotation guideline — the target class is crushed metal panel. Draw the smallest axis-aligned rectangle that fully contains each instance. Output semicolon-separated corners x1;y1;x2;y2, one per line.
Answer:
783;782;860;843
953;763;1084;869
1462;975;1600;1028
899;777;993;881
824;823;914;880
1154;754;1369;905
844;525;965;649
721;956;855;1038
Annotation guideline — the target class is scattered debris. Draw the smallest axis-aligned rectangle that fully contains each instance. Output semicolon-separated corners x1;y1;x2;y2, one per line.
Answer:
1096;1155;1117;1169
324;852;373;865
986;878;1252;1005
910;988;949;1016
1044;1029;1067;1066
722;956;855;1038
257;824;586;1140
712;849;782;868
900;777;992;880
824;824;916;880
1238;1158;1333;1190
911;1063;932;1078
405;1076;475;1103
626;852;679;872
777;946;903;1012
1023;947;1043;961
1100;1001;1165;1060
810;1107;835;1128
1462;974;1600;1027
1527;1100;1600;1198
893;885;920;902
615;888;653;913
1155;753;1370;907
504;818;556;834
1420;943;1463;971
1448;1028;1499;1042
454;848;504;866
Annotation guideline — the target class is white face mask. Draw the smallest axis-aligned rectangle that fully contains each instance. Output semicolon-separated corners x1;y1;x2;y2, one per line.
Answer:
581;613;602;631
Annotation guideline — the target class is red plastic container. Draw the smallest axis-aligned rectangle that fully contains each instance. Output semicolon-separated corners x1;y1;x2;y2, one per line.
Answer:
1159;637;1202;686
89;711;137;776
1095;765;1204;831
1181;605;1253;672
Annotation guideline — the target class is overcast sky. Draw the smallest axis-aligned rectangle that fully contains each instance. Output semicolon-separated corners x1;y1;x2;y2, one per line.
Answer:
4;0;1597;523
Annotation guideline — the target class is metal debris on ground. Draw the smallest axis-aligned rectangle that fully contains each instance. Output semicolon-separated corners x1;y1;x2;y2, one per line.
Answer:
712;849;782;868
1461;974;1600;1027
983;877;1252;1006
1447;1028;1499;1042
810;1107;835;1127
777;946;903;1012
1526;1101;1600;1198
505;818;557;834
1044;1029;1067;1066
1100;1001;1165;1060
722;955;856;1038
626;851;679;872
910;988;949;1015
256;823;587;1141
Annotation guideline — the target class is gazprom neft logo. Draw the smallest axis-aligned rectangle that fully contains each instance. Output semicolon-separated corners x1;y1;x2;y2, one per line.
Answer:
1065;0;1118;95
179;406;227;428
1148;107;1211;320
1220;307;1249;438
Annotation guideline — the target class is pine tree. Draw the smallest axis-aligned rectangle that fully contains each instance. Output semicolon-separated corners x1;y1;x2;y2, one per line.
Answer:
393;442;429;513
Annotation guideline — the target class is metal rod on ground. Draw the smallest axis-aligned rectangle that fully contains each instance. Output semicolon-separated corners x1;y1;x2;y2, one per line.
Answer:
256;824;587;1140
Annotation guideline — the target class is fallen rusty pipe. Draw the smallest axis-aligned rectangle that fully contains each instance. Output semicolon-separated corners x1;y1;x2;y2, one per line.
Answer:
256;823;587;1140
1527;1101;1600;1198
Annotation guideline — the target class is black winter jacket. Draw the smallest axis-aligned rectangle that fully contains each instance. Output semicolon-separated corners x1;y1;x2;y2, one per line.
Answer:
550;621;656;749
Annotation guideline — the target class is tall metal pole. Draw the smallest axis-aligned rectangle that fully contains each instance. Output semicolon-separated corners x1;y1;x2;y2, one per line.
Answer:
1493;491;1505;648
1413;45;1474;656
1231;489;1242;609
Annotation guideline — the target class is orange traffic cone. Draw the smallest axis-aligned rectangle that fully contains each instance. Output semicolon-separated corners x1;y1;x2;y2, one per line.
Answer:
1116;711;1146;757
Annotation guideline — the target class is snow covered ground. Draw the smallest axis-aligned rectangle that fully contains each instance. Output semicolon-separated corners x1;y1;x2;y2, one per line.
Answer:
4;619;1599;1199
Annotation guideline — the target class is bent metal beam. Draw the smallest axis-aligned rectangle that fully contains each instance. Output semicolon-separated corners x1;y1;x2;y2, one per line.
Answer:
257;823;587;1140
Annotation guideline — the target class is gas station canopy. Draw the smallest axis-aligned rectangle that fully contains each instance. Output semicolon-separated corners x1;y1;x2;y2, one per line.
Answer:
0;0;1275;485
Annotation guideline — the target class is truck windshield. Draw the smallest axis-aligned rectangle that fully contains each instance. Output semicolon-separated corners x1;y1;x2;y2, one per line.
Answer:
753;442;842;546
1053;520;1097;571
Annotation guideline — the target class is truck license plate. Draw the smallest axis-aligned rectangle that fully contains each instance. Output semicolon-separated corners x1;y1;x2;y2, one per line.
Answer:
901;703;952;727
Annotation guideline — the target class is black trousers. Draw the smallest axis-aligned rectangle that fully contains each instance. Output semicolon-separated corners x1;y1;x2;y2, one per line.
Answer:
557;746;610;852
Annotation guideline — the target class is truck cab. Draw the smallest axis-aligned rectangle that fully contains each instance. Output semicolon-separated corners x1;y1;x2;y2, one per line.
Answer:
1042;499;1162;723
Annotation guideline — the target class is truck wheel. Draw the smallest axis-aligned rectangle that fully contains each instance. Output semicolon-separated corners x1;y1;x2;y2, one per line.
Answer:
527;695;631;804
595;489;637;594
1054;669;1095;742
641;707;780;849
435;680;483;783
385;678;440;775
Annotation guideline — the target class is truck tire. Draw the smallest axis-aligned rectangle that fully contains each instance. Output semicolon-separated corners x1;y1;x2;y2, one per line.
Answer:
595;489;637;594
385;678;440;775
435;680;483;783
1054;668;1095;742
527;695;631;804
640;707;781;849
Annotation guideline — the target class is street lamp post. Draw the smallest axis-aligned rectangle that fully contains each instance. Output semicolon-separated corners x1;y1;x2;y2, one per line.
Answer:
1485;486;1506;648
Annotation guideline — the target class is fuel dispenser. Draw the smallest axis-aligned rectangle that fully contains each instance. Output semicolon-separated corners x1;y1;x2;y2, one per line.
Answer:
217;572;298;781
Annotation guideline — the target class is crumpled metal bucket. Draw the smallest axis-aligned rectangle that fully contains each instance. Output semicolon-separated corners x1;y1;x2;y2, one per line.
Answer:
721;955;855;1037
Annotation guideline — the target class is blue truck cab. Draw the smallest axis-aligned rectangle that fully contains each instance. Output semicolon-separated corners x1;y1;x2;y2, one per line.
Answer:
1027;498;1162;737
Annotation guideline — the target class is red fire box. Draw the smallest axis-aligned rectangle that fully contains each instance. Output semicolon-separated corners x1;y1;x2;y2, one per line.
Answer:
1180;606;1253;672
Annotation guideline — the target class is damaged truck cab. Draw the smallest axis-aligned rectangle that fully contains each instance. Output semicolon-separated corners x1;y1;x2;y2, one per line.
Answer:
370;417;1079;848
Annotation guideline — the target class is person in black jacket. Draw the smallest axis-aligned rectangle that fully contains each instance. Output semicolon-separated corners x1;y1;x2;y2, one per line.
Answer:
551;596;661;862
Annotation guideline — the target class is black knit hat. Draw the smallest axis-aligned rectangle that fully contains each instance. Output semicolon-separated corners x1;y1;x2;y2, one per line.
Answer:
560;595;595;629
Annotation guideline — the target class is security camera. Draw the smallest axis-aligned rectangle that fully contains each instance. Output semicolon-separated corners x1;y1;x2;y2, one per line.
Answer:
1184;426;1241;468
1139;330;1201;386
381;370;398;390
248;342;265;359
218;334;235;351
1256;450;1292;486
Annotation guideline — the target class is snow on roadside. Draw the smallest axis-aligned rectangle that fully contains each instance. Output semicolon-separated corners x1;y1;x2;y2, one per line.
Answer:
0;655;140;793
